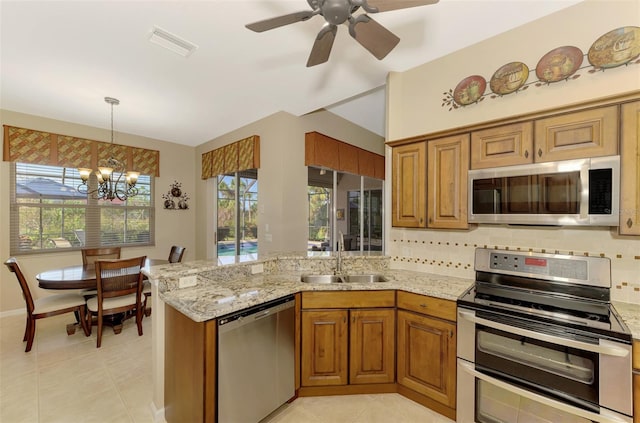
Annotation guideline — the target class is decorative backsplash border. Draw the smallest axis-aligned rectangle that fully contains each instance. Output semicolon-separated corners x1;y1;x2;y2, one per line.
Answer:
388;227;640;304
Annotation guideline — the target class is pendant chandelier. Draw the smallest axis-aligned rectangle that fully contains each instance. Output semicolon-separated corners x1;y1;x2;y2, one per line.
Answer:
77;97;139;201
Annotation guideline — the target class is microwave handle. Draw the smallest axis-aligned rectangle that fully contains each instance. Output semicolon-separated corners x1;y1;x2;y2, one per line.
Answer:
457;310;629;357
458;360;631;423
579;163;589;220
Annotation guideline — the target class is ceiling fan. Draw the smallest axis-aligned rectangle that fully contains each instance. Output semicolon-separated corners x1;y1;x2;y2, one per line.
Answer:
245;0;439;67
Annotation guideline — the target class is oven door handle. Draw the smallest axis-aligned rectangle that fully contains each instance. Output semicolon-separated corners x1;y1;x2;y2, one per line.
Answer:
458;310;629;357
458;360;631;423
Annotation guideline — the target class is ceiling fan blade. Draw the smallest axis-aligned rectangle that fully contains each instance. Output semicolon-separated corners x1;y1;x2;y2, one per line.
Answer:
349;15;400;60
364;0;439;13
246;10;315;32
307;24;337;67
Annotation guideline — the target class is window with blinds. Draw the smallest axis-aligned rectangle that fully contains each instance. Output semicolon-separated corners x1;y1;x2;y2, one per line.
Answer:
10;162;154;254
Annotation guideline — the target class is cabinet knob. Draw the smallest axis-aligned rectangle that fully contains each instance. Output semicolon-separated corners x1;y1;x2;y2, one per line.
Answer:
627;218;633;228
538;148;543;158
420;303;427;308
524;150;529;159
449;330;454;338
419;217;423;224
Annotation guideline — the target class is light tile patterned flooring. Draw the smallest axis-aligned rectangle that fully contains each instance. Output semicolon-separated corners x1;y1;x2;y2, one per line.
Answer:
0;313;455;423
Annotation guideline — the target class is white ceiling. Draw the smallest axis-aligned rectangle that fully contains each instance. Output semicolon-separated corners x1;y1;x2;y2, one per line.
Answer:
0;0;583;147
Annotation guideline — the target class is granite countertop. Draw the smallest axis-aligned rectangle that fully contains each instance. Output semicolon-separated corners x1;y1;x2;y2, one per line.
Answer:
613;301;640;342
156;268;473;323
147;256;640;341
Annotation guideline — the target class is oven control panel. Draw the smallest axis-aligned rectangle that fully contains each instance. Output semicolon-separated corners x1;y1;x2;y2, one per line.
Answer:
489;252;589;280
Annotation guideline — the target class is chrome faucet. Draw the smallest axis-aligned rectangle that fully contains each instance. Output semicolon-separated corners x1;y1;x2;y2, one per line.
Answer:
336;231;344;275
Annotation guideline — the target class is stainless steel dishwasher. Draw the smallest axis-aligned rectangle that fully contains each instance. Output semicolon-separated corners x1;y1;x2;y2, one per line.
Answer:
217;295;295;423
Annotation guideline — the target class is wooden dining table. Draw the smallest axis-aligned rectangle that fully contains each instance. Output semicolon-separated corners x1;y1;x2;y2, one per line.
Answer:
36;258;169;290
36;258;169;335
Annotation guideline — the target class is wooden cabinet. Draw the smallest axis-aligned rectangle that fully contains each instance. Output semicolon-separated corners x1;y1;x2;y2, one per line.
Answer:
396;291;457;420
621;100;640;235
633;340;639;423
338;142;360;175
300;291;395;388
534;105;618;162
392;142;427;227
358;149;386;180
427;134;470;229
305;131;340;170
349;309;396;385
391;134;469;229
470;106;618;169
164;304;217;423
305;131;385;179
471;121;534;169
301;309;348;386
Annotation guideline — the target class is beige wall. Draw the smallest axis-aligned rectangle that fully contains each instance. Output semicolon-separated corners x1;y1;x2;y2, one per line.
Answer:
194;109;385;259
0;110;197;314
385;0;640;304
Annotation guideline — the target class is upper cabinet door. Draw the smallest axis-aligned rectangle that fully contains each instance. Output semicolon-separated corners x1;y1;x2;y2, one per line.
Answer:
427;134;470;229
471;121;534;169
620;100;640;236
392;142;427;228
534;105;618;162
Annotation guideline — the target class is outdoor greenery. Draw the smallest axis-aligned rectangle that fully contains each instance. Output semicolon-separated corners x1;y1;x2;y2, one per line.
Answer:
14;163;153;252
308;186;330;243
217;172;258;256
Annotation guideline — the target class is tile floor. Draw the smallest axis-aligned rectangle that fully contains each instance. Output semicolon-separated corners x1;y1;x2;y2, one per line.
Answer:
0;312;455;423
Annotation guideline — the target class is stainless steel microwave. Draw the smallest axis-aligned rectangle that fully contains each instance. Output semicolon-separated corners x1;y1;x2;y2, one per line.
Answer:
468;155;620;226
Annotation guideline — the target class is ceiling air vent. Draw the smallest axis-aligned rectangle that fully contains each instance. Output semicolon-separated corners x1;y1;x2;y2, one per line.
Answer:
148;26;198;57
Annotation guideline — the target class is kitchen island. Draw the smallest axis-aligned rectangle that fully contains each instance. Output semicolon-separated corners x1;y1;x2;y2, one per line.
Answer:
144;253;640;423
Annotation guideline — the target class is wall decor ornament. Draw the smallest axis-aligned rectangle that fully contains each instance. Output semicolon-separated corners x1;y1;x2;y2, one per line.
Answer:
163;181;189;210
536;46;584;83
441;25;640;111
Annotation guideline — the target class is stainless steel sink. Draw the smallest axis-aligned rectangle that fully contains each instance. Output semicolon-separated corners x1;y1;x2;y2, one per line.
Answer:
342;274;388;283
300;274;388;283
300;274;343;284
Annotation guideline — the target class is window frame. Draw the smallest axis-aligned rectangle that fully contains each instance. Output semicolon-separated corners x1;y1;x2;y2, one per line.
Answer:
10;162;155;255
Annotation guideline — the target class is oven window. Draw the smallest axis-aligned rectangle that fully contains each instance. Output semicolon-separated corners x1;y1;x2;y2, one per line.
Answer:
477;331;594;383
475;326;599;407
476;380;593;423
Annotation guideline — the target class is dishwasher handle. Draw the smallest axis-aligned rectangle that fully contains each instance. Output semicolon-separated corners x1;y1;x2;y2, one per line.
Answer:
218;295;295;331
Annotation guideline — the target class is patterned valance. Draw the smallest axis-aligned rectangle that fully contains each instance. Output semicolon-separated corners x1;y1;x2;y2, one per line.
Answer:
3;125;160;177
201;135;260;179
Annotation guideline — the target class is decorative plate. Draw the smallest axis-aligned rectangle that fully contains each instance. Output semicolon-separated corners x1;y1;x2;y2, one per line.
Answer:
588;26;640;69
490;62;529;95
536;46;584;83
453;75;487;106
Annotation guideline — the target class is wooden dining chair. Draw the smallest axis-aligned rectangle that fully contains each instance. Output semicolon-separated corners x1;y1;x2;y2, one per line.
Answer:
86;256;146;348
81;247;121;265
142;246;186;317
4;257;90;352
80;247;122;298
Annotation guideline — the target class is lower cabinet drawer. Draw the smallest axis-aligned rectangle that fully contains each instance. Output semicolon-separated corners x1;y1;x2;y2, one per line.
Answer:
397;291;456;322
301;290;395;309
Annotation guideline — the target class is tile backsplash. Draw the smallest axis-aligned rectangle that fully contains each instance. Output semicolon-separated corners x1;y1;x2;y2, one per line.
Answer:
388;225;640;304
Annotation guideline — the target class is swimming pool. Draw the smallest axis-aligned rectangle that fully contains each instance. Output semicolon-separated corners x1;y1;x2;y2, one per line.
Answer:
218;241;258;256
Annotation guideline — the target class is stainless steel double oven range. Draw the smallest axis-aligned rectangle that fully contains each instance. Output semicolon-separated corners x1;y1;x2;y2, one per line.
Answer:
457;248;633;423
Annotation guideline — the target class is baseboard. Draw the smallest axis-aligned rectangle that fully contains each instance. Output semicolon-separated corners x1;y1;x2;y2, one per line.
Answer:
149;401;165;423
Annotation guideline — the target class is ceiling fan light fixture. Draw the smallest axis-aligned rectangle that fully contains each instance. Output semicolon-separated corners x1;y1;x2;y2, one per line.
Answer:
148;26;198;57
